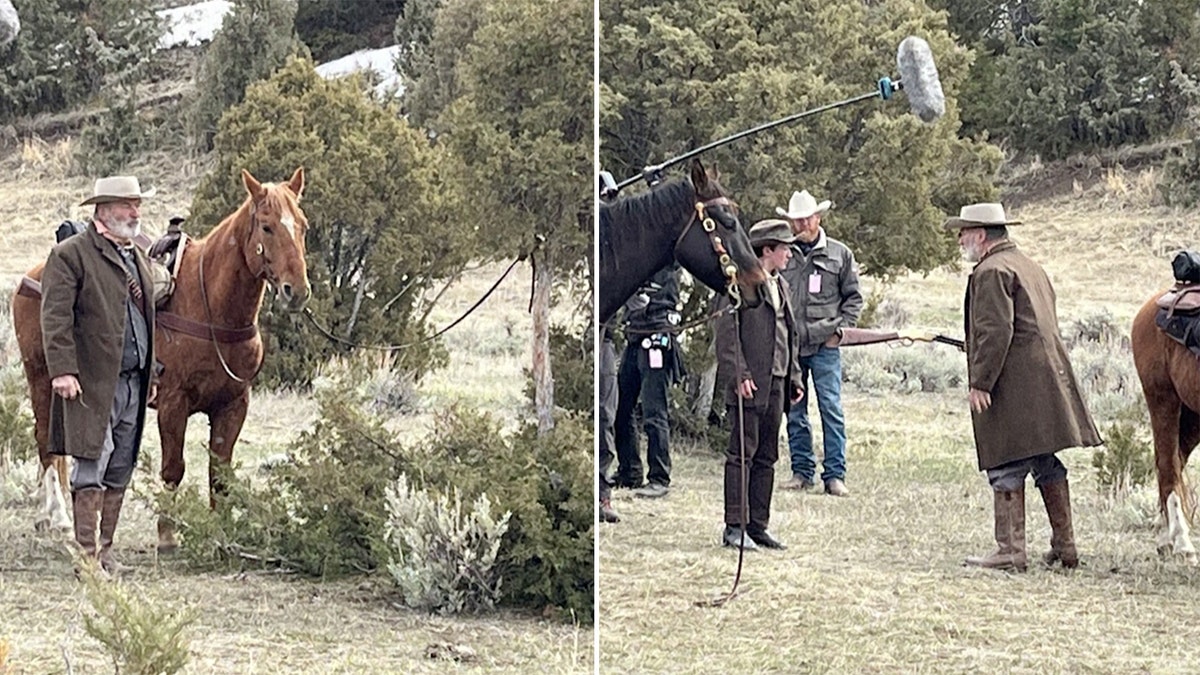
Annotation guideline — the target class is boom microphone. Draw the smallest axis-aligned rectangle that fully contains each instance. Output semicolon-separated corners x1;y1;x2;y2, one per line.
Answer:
0;0;18;48
895;36;945;123
612;34;949;192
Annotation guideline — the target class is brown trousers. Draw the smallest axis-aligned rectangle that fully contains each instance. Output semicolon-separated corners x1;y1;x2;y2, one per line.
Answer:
724;377;785;531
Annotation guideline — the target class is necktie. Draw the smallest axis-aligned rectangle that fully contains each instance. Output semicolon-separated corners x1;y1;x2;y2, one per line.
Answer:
126;269;145;316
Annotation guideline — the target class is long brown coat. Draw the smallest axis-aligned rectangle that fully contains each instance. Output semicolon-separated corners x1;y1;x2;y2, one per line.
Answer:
42;224;155;461
965;240;1100;470
715;275;803;410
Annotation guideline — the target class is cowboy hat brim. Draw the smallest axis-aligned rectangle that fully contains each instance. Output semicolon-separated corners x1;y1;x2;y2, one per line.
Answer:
775;200;831;219
943;216;1021;230
80;187;156;206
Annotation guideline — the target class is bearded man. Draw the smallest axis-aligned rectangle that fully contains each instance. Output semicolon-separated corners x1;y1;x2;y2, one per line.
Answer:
949;202;1100;572
42;175;158;575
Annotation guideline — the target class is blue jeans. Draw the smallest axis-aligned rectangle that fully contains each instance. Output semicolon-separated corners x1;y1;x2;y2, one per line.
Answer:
787;346;846;483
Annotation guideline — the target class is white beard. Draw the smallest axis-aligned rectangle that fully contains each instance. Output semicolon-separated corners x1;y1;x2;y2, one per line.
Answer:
107;217;140;241
961;242;982;263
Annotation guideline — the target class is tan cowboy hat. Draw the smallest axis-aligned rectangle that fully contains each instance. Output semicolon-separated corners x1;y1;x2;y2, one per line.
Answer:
79;176;155;206
749;219;797;248
943;202;1021;230
775;190;831;220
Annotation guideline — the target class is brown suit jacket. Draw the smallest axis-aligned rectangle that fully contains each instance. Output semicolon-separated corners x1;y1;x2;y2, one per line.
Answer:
715;275;802;410
43;224;156;461
965;240;1101;470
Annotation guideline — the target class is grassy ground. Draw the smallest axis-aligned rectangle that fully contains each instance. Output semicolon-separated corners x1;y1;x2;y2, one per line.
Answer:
600;172;1200;673
0;142;590;674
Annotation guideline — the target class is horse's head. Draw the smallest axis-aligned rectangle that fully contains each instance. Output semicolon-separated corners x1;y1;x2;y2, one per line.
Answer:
675;159;765;302
241;167;310;311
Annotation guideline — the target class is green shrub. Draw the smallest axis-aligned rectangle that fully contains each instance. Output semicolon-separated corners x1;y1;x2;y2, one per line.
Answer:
1092;405;1154;496
384;473;510;614
76;89;147;176
526;324;591;416
79;564;196;675
0;364;35;465
154;370;593;621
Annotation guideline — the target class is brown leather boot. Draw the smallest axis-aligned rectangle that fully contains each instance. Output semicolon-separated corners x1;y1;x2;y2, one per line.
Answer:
99;488;132;575
1039;480;1078;568
72;488;103;561
965;487;1027;571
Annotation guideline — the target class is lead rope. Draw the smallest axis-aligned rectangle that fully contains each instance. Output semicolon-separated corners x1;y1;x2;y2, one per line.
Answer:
698;306;748;608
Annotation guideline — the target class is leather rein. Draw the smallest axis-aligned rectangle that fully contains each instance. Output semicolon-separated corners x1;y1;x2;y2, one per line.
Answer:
193;199;278;383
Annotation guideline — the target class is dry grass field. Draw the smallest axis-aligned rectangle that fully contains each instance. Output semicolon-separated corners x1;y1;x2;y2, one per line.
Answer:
0;141;592;673
599;168;1200;673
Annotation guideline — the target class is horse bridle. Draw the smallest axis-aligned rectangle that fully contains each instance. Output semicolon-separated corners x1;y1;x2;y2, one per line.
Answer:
675;196;744;308
195;198;289;383
247;199;281;286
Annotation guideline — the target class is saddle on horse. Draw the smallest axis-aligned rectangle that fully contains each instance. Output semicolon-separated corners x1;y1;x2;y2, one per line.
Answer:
25;219;188;309
1154;251;1200;358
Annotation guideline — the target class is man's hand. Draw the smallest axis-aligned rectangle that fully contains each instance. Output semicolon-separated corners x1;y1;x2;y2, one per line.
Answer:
148;383;158;405
737;378;757;400
790;384;804;405
52;374;82;400
825;328;843;348
969;388;992;413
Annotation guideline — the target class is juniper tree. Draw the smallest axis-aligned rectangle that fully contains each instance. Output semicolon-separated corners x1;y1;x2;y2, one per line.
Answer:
601;0;1001;279
402;0;592;433
188;56;475;387
0;0;161;122
187;0;302;152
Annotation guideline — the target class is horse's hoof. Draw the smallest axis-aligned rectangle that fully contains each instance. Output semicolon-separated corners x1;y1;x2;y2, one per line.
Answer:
1157;544;1172;559
157;542;179;556
33;518;49;533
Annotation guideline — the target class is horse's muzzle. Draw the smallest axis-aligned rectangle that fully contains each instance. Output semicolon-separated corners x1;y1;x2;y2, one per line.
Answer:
279;281;311;312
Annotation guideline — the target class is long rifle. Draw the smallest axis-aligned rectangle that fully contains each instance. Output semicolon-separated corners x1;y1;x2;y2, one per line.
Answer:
838;327;964;351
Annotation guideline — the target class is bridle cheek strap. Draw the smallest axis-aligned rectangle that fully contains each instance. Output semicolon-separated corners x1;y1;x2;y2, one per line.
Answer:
675;197;743;308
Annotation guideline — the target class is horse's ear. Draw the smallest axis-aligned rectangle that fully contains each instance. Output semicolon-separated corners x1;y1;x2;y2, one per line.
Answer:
241;169;266;201
690;158;708;190
287;167;305;199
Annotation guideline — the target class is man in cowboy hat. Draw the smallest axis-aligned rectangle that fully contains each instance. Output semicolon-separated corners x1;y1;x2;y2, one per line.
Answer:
947;202;1100;571
42;175;158;576
777;190;862;497
714;219;805;549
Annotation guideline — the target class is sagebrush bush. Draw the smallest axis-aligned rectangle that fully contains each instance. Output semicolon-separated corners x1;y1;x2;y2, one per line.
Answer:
1063;310;1143;423
0;364;35;465
79;564;196;675
842;344;965;393
385;473;510;614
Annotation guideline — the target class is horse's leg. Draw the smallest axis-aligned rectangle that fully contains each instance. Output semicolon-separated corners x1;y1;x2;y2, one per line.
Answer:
1171;405;1200;563
1141;383;1185;557
207;390;249;508
156;401;190;554
23;360;69;533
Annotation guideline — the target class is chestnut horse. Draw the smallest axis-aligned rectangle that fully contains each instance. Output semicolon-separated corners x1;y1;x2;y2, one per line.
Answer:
1131;292;1200;562
13;168;311;551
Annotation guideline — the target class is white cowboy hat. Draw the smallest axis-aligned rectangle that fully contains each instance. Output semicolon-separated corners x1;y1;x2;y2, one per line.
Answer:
942;202;1021;230
79;176;155;206
775;190;831;219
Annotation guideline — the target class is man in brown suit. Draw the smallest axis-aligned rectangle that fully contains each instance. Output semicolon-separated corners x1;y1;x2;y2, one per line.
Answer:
715;219;805;550
43;176;158;575
948;203;1101;571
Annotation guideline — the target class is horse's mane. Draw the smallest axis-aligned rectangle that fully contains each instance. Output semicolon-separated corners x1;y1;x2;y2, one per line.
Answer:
599;177;695;261
201;183;300;243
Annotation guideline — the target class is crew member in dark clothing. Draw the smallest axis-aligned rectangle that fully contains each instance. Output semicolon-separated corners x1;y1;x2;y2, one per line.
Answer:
613;264;685;499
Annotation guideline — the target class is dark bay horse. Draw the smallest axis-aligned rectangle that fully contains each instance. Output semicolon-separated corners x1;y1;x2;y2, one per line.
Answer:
598;159;763;324
1131;292;1200;562
13;168;311;551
